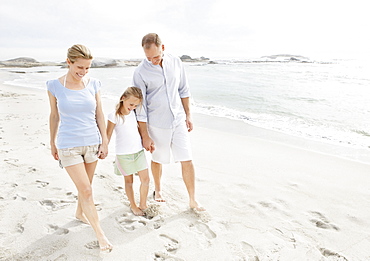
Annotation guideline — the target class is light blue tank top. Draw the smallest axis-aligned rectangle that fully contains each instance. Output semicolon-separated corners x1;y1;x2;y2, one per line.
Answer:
47;78;101;149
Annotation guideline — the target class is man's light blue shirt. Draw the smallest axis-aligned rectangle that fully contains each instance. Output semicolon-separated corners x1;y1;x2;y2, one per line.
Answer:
132;53;191;129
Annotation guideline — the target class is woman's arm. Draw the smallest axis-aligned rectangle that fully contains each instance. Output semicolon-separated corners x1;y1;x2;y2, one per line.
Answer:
95;91;108;159
47;91;60;160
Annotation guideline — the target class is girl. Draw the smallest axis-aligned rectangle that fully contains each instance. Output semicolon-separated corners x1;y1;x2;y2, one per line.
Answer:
47;44;112;252
107;87;150;216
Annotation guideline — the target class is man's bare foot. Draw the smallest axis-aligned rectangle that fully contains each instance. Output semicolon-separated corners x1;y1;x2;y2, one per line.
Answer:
130;206;144;216
76;213;90;224
153;191;166;202
190;200;206;212
98;235;113;253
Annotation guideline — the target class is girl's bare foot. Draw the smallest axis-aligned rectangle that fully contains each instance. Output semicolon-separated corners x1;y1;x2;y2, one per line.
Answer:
130;205;144;216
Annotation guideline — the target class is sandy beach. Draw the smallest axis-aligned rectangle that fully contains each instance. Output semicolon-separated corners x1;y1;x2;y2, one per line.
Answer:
1;70;370;261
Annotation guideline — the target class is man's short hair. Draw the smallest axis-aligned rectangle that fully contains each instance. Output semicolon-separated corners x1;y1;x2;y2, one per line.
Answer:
142;33;162;48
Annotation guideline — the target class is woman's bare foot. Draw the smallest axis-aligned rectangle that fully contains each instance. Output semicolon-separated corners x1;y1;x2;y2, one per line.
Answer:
98;235;113;253
76;212;90;224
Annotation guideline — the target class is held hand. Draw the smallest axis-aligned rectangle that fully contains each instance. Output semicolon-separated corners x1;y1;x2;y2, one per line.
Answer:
98;143;108;159
149;144;155;153
51;144;59;160
142;137;155;152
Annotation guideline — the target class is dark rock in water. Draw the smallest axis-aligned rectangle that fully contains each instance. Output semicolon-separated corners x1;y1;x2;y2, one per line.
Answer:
261;54;310;62
180;55;211;62
10;71;26;74
180;55;192;61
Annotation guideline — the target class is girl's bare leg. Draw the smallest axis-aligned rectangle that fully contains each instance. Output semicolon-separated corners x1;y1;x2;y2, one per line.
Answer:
138;169;150;210
124;175;144;216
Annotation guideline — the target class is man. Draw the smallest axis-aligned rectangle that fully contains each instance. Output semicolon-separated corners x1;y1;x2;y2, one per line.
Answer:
133;33;204;212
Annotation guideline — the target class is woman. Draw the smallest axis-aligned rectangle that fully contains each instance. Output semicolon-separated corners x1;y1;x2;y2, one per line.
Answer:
47;44;112;252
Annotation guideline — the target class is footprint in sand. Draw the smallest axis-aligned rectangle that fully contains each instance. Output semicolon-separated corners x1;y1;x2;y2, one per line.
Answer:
115;213;147;232
10;215;26;235
4;158;19;167
153;216;165;229
269;227;296;244
112;185;124;193
153;251;185;261
159;234;180;253
241;241;260;261
85;241;100;250
65;191;78;200
53;254;68;261
28;167;37;173
258;199;291;217
36;180;49;188
143;204;161;219
15;222;25;234
228;241;260;261
13;194;27;201
319;248;348;261
191;222;216;240
309;211;340;230
39;199;71;211
47;224;69;235
188;222;216;249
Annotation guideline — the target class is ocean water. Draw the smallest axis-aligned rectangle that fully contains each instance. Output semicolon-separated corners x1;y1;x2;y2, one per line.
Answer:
2;59;370;160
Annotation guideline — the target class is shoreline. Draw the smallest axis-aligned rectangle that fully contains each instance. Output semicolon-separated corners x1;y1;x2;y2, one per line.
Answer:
1;72;370;260
2;67;369;166
2;66;369;165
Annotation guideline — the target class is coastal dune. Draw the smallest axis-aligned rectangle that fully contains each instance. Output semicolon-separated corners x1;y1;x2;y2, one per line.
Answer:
1;71;370;260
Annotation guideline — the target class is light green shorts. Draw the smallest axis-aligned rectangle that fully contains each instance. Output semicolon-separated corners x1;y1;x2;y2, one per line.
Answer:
114;149;148;176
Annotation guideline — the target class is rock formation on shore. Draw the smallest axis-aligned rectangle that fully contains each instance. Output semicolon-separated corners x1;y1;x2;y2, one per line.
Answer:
0;57;61;68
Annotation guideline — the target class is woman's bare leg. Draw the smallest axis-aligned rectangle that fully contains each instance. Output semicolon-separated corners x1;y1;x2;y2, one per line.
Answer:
75;161;96;224
65;163;112;250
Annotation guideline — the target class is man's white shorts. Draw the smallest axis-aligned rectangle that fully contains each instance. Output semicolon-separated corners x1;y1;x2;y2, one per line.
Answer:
148;122;192;164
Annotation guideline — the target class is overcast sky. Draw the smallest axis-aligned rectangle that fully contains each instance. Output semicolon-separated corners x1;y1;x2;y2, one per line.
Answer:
1;0;368;62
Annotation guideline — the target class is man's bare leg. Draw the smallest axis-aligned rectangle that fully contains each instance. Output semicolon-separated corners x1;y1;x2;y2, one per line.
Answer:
181;160;205;211
151;161;165;202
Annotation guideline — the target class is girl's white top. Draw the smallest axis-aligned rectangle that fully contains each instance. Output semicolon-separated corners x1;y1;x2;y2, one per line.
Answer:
108;110;143;155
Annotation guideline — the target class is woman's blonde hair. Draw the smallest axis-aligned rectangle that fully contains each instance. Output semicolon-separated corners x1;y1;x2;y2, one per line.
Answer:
67;44;93;63
115;87;143;119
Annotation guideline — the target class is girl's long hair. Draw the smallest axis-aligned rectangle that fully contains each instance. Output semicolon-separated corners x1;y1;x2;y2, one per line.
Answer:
115;87;143;120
